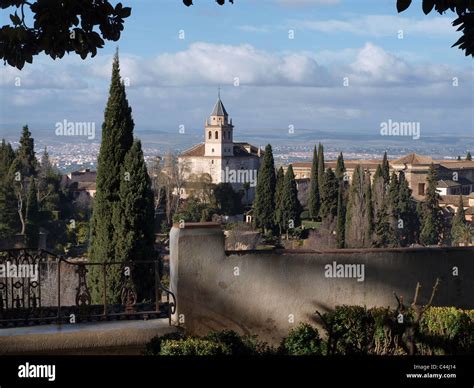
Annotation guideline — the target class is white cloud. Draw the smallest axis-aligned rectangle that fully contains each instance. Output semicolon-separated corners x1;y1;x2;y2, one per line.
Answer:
291;15;456;37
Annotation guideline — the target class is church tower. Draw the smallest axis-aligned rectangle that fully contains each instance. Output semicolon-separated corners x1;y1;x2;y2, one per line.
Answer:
204;93;234;157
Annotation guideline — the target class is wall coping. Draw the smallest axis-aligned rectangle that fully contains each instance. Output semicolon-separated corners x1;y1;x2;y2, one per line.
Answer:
172;222;221;229
226;246;474;256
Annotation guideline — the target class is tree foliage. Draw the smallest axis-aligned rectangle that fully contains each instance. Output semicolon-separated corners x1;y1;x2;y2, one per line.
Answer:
397;0;474;57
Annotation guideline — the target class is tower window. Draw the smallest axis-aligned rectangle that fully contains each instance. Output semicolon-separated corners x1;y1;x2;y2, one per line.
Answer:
215;131;219;140
208;131;211;139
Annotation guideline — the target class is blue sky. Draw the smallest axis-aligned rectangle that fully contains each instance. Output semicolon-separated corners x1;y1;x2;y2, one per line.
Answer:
0;0;473;145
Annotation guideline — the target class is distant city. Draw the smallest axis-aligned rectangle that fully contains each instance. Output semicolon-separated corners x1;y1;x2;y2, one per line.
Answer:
1;127;471;172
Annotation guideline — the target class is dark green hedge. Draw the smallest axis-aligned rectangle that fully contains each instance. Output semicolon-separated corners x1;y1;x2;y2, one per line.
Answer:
145;306;473;356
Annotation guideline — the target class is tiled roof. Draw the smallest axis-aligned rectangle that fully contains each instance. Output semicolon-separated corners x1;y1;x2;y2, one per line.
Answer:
391;153;433;165
211;97;228;117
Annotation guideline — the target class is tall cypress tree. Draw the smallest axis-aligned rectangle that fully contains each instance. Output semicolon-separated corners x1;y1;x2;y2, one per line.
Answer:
317;143;325;194
274;166;285;234
345;165;369;248
308;146;320;220
381;151;390;185
320;168;338;220
466;152;472;161
115;140;155;300
335;152;345;181
373;201;391;248
419;164;443;246
89;50;135;303
9;125;37;178
336;181;345;248
0;140;17;238
451;195;467;246
365;171;373;246
397;171;418;246
254;144;276;233
280;165;301;233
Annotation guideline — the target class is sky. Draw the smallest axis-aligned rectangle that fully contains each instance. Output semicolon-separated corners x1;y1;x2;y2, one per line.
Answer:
0;0;473;144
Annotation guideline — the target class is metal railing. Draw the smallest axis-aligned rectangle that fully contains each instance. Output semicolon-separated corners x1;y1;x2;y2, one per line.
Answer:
0;249;175;327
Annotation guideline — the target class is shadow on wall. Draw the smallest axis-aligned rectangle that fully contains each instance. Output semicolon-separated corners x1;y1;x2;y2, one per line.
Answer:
170;223;474;344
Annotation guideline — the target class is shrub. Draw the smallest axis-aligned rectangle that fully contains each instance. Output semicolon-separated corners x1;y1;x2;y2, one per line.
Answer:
417;307;474;355
204;330;273;355
280;323;323;355
159;337;232;356
144;332;186;355
320;306;374;355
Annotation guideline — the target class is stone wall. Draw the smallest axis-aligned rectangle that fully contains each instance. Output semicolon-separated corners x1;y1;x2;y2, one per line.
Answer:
170;223;474;344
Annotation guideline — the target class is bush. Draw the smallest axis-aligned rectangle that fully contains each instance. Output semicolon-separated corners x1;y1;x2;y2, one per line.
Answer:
418;307;474;355
204;330;268;355
144;332;185;355
280;323;323;355
160;337;232;356
321;306;374;355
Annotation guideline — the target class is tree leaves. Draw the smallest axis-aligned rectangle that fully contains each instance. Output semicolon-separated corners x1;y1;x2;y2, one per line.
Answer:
1;0;132;69
422;0;435;14
396;0;412;13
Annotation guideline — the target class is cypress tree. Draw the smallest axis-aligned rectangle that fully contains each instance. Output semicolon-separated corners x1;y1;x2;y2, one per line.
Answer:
381;151;390;185
397;171;418;246
9;125;37;178
336;181;345;248
274;166;285;234
466;152;472;161
280;165;301;233
335;152;345;181
419;164;443;245
308;146;320;220
254;144;276;233
317;143;325;194
345;165;369;248
373;201;391;247
320;168;338;220
25;177;39;249
365;171;373;246
89;49;135;303
451;195;467;246
115;140;155;300
0;140;17;238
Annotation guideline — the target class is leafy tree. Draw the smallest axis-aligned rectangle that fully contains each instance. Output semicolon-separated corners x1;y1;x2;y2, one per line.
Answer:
280;165;301;233
89;50;134;302
467;151;472;161
254;144;276;233
419;164;444;245
308;146;320;220
451;195;467;245
320;168;338;220
1;0;132;69
397;0;474;57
